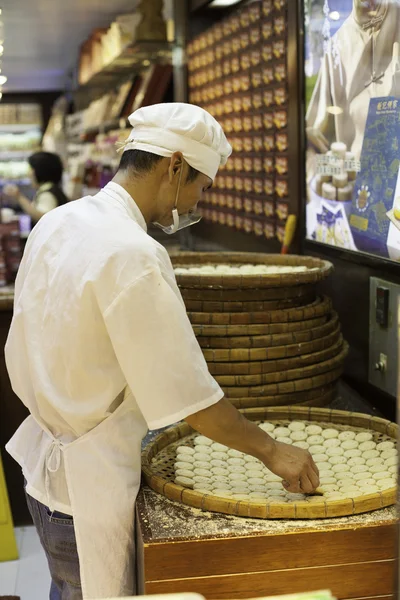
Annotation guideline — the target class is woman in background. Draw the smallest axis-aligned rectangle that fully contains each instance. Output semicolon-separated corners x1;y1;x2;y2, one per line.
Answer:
4;151;69;223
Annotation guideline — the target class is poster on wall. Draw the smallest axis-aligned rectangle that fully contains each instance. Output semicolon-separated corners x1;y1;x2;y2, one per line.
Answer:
304;0;400;260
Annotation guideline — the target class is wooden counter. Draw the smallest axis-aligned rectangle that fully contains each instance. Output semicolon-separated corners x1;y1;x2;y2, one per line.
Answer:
136;487;397;600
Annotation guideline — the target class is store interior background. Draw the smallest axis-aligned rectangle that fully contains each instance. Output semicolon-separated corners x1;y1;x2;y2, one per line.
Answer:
0;0;398;529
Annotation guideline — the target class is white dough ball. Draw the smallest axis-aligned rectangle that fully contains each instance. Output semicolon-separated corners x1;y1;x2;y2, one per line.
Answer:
194;475;209;483
338;431;356;441
212;467;229;476
324;491;345;499
309;445;326;455
259;422;275;433
373;471;391;481
245;455;262;463
329;456;347;466
176;469;196;478
369;464;386;474
355;432;373;443
212;480;231;490
245;461;264;471
308;435;324;445
193;483;213;491
265;472;282;482
194;435;213;446
228;465;246;474
248;470;265;479
176;453;195;463
320;477;336;485
293;441;310;450
211;451;227;460
212;489;233;497
350;464;368;474
353;472;371;481
194;468;210;477
322;484;339;492
290;431;308;442
313;453;329;463
249;484;267;492
332;463;350;473
377;441;395;452
341;440;358;450
228;449;244;458
322;428;339;439
348;457;365;467
326;447;344;457
248;477;265;485
363;449;379;459
377;478;396;489
175;476;194;487
319;470;335;478
211;442;229;452
266;481;283;490
194;452;212;462
211;459;226;468
177;446;195;456
339;484;359;493
316;462;331;471
230;483;247;492
359;441;377;451
228;457;245;467
286;493;307;502
232;494;250;501
288;421;306;432
195;445;213;455
305;425;322;435
344;448;362;458
249;491;267;499
274;426;291;437
366;457;383;467
267;489;286;497
175;461;195;471
194;461;211;469
229;472;247;481
323;438;341;448
388;465;397;474
358;485;379;494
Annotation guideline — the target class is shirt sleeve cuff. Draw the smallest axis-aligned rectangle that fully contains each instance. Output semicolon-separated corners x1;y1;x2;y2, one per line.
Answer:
146;388;225;431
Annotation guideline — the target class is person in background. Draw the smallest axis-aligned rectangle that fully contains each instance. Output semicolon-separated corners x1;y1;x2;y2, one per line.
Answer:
5;103;319;600
3;151;69;223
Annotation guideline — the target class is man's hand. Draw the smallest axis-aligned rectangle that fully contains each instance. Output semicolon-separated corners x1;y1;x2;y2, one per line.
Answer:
185;398;320;494
263;440;319;494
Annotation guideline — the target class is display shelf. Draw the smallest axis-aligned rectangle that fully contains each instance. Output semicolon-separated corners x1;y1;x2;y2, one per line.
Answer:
0;151;36;161
0;124;41;133
75;40;173;96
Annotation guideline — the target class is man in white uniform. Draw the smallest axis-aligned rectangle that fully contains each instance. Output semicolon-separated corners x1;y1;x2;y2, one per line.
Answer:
5;103;319;600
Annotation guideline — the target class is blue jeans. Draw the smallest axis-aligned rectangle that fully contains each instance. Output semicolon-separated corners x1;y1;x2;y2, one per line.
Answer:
25;489;82;600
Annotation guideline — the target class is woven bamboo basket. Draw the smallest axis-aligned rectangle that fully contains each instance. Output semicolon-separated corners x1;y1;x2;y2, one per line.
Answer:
141;406;397;520
198;312;338;350
172;252;333;289
228;385;337;408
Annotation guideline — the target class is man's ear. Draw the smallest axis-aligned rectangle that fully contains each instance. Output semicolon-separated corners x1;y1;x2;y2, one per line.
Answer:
168;152;184;182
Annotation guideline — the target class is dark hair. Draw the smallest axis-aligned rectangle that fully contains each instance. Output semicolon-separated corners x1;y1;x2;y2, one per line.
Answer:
28;152;64;186
118;149;199;183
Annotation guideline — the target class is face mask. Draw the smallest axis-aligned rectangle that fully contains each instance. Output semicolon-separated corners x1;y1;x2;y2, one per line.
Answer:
153;164;202;235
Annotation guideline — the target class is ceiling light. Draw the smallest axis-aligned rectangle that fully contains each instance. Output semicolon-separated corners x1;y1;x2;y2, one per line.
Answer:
209;0;242;7
329;11;340;20
0;75;7;85
0;44;3;56
327;105;343;115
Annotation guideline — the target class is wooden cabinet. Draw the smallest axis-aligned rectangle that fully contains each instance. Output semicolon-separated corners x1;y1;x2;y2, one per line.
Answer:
136;488;397;600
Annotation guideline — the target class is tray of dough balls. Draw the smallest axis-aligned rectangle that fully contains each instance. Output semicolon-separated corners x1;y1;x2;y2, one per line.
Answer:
171;252;333;290
142;407;397;520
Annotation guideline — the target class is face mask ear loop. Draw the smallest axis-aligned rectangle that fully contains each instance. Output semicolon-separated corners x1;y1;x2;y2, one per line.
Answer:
174;163;184;211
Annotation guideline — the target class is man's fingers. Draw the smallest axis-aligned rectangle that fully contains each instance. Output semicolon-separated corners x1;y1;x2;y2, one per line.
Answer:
308;467;320;491
282;478;302;494
309;455;320;478
300;474;315;494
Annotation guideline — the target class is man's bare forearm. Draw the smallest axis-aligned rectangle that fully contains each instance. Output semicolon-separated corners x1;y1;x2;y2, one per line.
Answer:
185;398;275;463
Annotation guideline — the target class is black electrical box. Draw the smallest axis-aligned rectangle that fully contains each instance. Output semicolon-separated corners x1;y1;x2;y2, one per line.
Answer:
376;286;389;328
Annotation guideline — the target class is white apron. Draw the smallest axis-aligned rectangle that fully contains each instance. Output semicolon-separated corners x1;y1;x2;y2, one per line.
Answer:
43;391;148;599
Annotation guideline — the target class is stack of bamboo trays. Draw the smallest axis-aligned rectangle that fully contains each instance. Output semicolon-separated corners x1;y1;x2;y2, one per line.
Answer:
172;252;348;409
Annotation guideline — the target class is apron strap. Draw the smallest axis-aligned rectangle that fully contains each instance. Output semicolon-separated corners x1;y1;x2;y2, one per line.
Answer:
45;439;63;508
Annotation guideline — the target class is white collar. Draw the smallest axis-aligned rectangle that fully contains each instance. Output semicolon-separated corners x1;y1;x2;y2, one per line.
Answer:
101;182;148;232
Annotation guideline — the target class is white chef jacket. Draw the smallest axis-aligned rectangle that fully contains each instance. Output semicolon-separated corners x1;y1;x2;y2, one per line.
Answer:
6;182;223;514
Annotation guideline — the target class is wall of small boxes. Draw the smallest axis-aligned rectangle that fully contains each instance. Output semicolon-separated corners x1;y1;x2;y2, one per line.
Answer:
188;0;289;242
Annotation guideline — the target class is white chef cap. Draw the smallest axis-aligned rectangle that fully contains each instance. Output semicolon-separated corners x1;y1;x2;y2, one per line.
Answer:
120;103;232;181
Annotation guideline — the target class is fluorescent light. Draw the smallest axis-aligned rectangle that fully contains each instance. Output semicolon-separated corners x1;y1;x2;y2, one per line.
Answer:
327;105;343;115
329;11;340;20
0;44;3;56
209;0;242;7
0;75;7;85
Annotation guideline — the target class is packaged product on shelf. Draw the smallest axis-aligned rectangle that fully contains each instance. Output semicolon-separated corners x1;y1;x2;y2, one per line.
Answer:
276;131;288;152
276;177;289;198
254;220;264;237
275;87;287;106
274;15;287;37
262;22;273;42
275;155;289;175
276;200;289;221
275;62;287;82
254;199;264;216
264;177;275;196
263;89;274;108
264;220;276;239
263;0;274;17
274;109;288;129
273;39;286;60
264;199;275;218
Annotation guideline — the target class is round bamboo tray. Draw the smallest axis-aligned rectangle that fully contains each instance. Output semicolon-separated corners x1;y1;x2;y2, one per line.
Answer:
229;385;337;409
203;326;342;363
180;286;316;302
224;365;344;397
198;312;338;350
208;336;344;376
192;313;329;338
184;296;317;313
141;406;397;519
172;252;333;289
189;296;333;327
221;343;348;396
